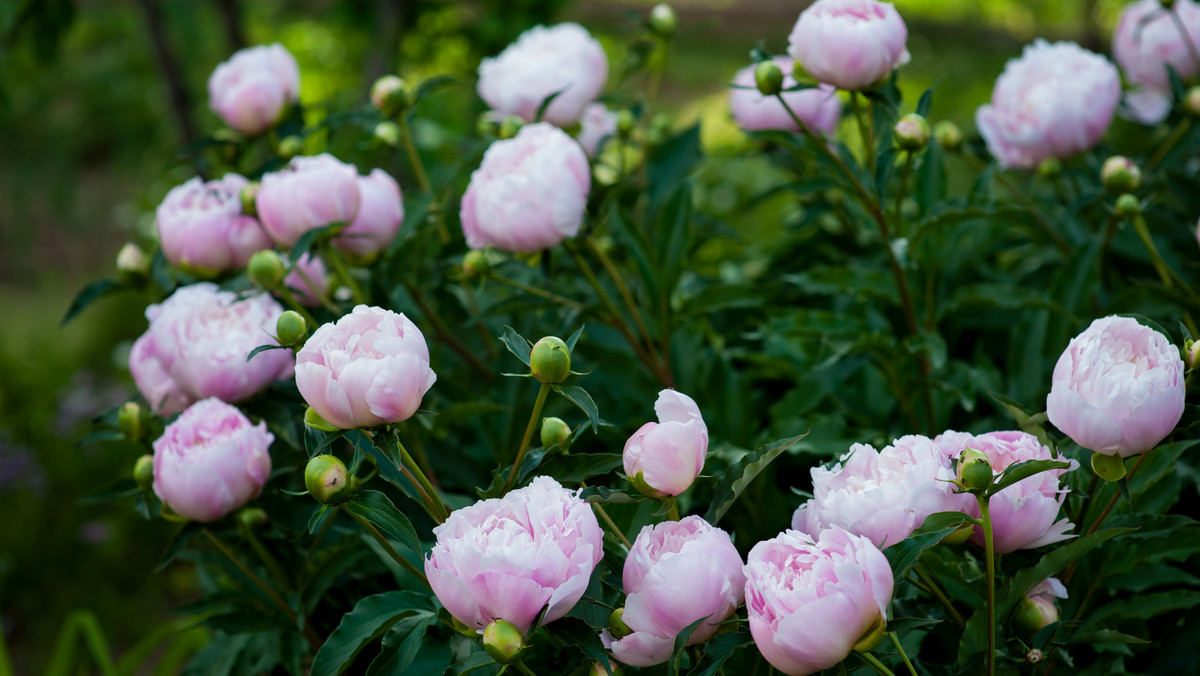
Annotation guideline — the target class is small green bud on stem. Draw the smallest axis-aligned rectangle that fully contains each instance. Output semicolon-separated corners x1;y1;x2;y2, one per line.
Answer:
933;120;963;151
133;454;154;491
277;136;304;161
462;250;489;279
247;250;286;290
373;121;402;147
956;448;993;493
894;113;930;151
499;116;524;140
276;310;308;347
240;182;261;217
754;61;784;96
608;607;633;640
119;401;149;442
370;75;410;115
237;507;269;530
540;416;572;449
1101;156;1141;194
482;619;525;664
116;243;149;279
1115;193;1142;219
647;4;677;38
530;336;571;384
305;454;351;504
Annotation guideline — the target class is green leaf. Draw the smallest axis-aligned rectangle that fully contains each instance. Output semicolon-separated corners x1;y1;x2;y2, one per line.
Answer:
659;183;694;304
342;491;422;555
646;124;702;210
449;650;496;675
544;618;612;674
62;278;123;325
78;478;141;504
1067;630;1149;646
667;616;710;676
985;459;1073;497
289;223;342;263
916;85;936;117
704;434;808;524
154;523;201;573
565;324;585;351
308;504;332;534
554;385;599;433
689;627;755;676
246;343;287;362
883;511;975;581
535;453;623;483
499;326;532;367
309;591;428;676
364;611;438;676
987;391;1054;451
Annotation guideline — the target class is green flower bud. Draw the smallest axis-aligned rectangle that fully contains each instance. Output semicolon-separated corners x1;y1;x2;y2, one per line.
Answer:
1090;451;1127;481
1037;158;1062;177
119;401;148;442
591;661;625;676
477;112;501;138
277;135;304;160
1013;595;1059;638
237;506;269;531
956;448;993;493
1115;193;1141;219
754;60;784;96
1185;86;1200;117
133;454;154;491
116;243;149;279
276;310;308;347
608;607;633;640
530;336;571;384
616;110;636;137
933;120;963;152
1101;156;1141;194
894;113;930;151
1187;338;1199;369
247;250;286;290
462;250;489;279
482;619;525;664
241;181;261;217
1026;648;1045;665
305;454;351;504
648;4;677;38
373;121;402;147
540;416;572;449
304;407;341;432
499;115;524;140
370;75;409;115
851;612;887;653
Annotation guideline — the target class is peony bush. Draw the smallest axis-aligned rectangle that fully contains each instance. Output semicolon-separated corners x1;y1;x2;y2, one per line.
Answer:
67;1;1200;674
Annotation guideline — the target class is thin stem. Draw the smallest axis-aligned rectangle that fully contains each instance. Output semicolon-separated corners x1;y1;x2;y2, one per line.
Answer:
850;92;876;172
397;117;431;194
1084;454;1148;538
397;462;440;523
1130;213;1200;336
242;526;294;594
291;263;341;315
666;499;680;522
893;151;915;239
586;235;665;368
975;495;997;676
514;659;539;676
914;564;965;628
394;434;448;522
964;155;1072;254
404;281;495;381
345;508;431;587
303;504;338;572
1070;473;1100;533
273;283;318;328
503;383;551;495
888;633;919;676
320;243;367;306
595;503;633;549
1147;118;1191;171
488;271;586;310
858;651;898;676
461;279;498;361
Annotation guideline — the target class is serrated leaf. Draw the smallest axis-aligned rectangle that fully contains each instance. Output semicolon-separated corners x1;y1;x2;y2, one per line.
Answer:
554;385;600;433
884;511;975;580
704;434;808;524
985;459;1073;497
62;278;124;325
342;490;421;555
309;591;427;676
499;326;532;366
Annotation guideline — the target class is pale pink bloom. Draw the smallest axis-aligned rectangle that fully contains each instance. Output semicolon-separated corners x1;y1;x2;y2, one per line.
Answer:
155;174;271;275
295;305;436;429
976;40;1121;169
938;431;1077;554
283;253;329;308
1047;316;1185;457
425;476;603;633
152;398;273;522
623;390;708;497
129;283;293;415
787;0;909;91
745;527;893;675
576;103;617;157
460;123;590;253
334;169;404;259
1113;0;1200;124
791;434;973;549
256;154;361;247
607;517;745;667
729;58;842;134
207;43;300;135
477;23;608;126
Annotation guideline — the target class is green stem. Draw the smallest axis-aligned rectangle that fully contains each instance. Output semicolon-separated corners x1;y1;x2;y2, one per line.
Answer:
514;659;540;676
320;243;366;306
965;155;1072;254
503;383;551;495
667;498;680;521
290;262;341;315
1130;213;1200;337
893;151;914;239
488;271;585;310
345;508;431;587
1147;118;1191;171
241;526;294;594
462;279;499;361
888;633;919;676
394;434;448;522
303;504;339;573
858;651;898;676
915;564;965;628
403;281;495;381
397;116;431;194
975;495;996;676
273;283;318;328
850;92;876;172
586;235;667;370
596;504;632;549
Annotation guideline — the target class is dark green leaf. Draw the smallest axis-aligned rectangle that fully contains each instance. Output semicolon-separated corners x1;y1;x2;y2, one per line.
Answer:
704;434;808;524
309;591;427;676
536;453;623;483
689;627;754;676
554;385;599;433
289;223;342;263
986;459;1073;497
1067;630;1149;646
544;618;612;674
668;616;710;676
79;478;141;504
565;324;585;351
343;490;421;555
499;326;532;367
308;504;332;534
364;611;438;676
246;343;287;362
155;523;201;573
646;124;702;210
62;278;123;325
884;511;975;581
450;650;496;675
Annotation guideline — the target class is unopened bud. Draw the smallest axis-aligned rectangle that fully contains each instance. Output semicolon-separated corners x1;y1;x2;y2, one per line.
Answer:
530;336;571;384
304;406;341;432
608;607;633;640
1090;451;1127;481
591;662;625;676
462;250;489;279
616;109;636;137
1101;156;1141;194
482;619;525;664
370;75;409;115
1026;648;1044;665
754;61;784;96
499;115;524;140
851;612;887;653
1186;86;1200;117
648;4;677;38
247;250;286;290
374;121;402;147
119;401;149;442
939;524;974;546
956;448;993;493
933;120;963;151
277;135;304;160
540;416;572;448
241;182;261;217
1013;595;1059;638
1115;193;1141;219
1187;339;1199;369
237;506;269;530
305;454;351;504
133;454;154;491
276;310;308;347
1037;158;1062;177
894;113;930;151
116;243;149;279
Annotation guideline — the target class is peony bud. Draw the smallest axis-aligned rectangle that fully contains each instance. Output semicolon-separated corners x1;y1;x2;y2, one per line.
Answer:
373;121;402;147
247;250;286;290
276;310;308;347
133;454;154;491
609;607;633;640
933;120;963;151
754;61;784;96
647;4;677;38
955;448;993;493
305;454;351;504
277;135;304;160
1026;649;1044;665
499;115;524;139
370;75;409;115
894;113;930;151
462;250;489;279
1013;578;1066;638
237;506;269;530
540;416;572;449
240;181;260;217
1115;193;1141;218
1187;339;1199;369
530;336;571;384
119;401;149;442
1186;86;1200;117
591;662;624;676
116;243;149;279
1101;156;1141;194
483;619;525;664
616;109;636;137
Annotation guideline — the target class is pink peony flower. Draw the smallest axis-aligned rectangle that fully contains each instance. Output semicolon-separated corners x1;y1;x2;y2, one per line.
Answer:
294;305;436;429
333;169;404;259
729;58;843;134
477;23;609;127
425;476;603;633
152;398;273;522
576;102;618;158
787;0;909;91
256;154;361;247
1047;315;1185;457
937;431;1077;554
607;517;745;667
1113;0;1200;124
623;390;709;497
745;526;894;675
155;174;272;276
460;122;591;253
283;252;329;308
207;43;300;136
792;434;974;549
129;283;294;415
976;40;1121;169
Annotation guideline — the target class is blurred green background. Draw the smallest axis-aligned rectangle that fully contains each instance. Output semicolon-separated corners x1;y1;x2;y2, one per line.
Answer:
0;0;1131;670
